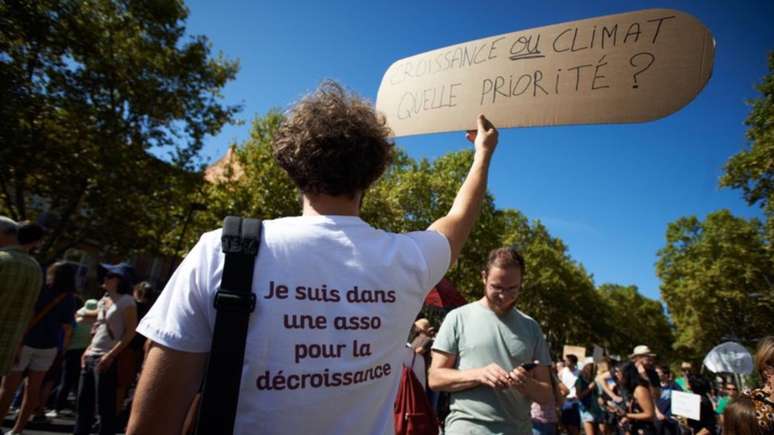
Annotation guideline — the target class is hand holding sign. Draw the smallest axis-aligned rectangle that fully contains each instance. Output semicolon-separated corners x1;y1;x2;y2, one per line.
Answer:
466;114;498;156
376;9;715;137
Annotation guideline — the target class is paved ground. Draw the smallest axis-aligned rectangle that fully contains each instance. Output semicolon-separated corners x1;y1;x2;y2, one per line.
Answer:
3;413;74;434
2;413;126;434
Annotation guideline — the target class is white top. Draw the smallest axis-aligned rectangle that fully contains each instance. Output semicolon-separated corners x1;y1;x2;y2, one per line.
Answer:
138;216;450;435
88;293;136;355
559;366;580;400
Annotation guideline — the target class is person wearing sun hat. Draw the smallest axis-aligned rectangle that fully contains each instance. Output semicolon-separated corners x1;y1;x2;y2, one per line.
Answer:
77;298;100;318
630;345;657;377
629;345;655;360
630;345;659;380
628;343;662;424
74;263;138;435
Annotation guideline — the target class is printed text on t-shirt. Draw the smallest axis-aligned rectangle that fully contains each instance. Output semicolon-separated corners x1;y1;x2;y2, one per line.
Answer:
257;280;399;391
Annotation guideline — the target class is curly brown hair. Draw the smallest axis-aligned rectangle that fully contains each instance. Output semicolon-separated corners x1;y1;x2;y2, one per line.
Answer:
272;81;394;197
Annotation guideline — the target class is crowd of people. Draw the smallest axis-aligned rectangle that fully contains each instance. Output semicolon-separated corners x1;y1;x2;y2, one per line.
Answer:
532;345;773;435
0;217;157;434
406;261;773;435
2;81;772;435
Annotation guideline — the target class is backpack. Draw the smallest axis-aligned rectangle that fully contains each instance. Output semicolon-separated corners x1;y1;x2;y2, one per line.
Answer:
394;353;439;435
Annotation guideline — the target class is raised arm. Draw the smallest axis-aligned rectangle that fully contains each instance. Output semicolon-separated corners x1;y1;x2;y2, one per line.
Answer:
429;114;498;266
127;342;207;435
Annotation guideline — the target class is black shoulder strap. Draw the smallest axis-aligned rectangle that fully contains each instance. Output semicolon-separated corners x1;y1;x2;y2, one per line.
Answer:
195;216;261;435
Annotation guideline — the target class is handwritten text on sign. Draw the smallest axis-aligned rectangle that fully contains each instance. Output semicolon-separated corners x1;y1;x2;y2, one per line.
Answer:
376;9;714;136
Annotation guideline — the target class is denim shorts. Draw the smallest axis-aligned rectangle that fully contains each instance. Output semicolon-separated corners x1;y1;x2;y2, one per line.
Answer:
579;408;599;423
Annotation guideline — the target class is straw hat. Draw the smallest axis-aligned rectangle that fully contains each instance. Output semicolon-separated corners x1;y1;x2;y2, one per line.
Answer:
629;345;655;359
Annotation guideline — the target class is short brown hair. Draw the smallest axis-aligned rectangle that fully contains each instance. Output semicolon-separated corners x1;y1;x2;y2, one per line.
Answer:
272;81;394;197
755;336;774;378
484;246;525;276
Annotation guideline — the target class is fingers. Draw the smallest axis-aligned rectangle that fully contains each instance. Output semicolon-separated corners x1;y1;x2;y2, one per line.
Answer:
509;367;529;387
477;114;494;133
466;114;498;146
481;373;504;389
480;364;511;389
476;114;487;132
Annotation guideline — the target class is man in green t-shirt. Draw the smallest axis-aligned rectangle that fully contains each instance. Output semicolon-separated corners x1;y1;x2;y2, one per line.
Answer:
429;247;552;435
716;381;738;424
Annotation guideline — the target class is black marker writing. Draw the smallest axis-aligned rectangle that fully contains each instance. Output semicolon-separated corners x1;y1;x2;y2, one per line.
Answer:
509;34;544;61
647;15;676;44
592;56;610;90
397;83;461;120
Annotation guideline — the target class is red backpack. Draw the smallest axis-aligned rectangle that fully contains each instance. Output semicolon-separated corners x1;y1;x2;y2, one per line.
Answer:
394;353;439;435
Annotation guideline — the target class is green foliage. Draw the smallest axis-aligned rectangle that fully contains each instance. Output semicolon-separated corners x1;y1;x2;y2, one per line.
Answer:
512;220;611;357
206;112;676;360
192;112;300;240
655;52;774;362
0;0;239;262
656;210;774;358
362;150;503;299
597;284;674;360
721;52;774;245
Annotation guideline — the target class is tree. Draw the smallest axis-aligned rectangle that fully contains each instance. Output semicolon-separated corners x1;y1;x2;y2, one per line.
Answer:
200;112;657;360
363;150;504;298
597;284;674;359
198;113;506;297
721;52;774;244
508;219;608;357
192;112;301;241
657;55;774;359
0;0;239;262
656;210;774;358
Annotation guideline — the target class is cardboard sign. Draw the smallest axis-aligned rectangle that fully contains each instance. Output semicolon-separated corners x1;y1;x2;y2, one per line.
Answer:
563;345;587;362
376;9;715;137
671;391;702;420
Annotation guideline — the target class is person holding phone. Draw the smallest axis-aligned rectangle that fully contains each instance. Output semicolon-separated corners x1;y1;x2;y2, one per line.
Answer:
429;247;552;434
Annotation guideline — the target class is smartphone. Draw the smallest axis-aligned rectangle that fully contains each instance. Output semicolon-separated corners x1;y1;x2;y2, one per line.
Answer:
520;362;537;371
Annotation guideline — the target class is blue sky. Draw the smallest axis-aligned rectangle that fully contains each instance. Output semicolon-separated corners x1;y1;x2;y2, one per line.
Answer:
182;0;773;301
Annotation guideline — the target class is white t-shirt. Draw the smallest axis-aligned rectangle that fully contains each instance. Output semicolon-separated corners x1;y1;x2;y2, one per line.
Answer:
560;366;580;400
138;215;450;435
88;293;136;355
